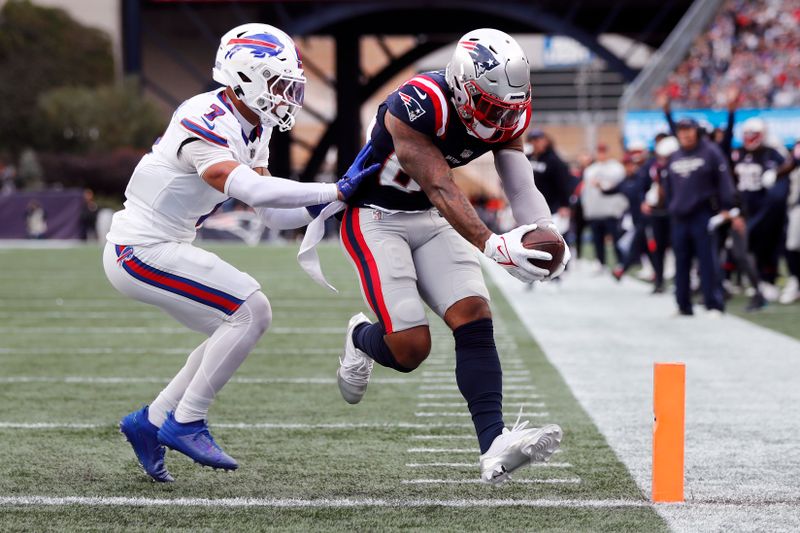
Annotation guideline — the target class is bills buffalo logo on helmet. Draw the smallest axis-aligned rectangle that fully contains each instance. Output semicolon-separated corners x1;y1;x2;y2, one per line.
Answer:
460;41;500;77
225;33;285;59
399;92;426;122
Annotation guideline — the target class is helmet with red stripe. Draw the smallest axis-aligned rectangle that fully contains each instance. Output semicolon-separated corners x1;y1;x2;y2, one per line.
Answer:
446;28;531;143
213;23;305;132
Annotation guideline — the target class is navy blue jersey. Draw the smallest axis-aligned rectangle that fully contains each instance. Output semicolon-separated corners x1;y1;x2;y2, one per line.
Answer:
348;70;532;211
665;138;736;217
732;146;785;192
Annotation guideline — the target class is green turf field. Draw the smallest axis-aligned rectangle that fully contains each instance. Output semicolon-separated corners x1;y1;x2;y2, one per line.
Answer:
0;244;666;531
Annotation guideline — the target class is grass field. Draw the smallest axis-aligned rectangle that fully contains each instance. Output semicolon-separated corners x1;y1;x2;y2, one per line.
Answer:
0;243;670;531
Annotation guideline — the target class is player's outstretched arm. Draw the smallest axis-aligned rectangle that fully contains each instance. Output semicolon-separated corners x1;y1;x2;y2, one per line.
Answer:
492;136;553;226
386;113;551;282
201;159;374;209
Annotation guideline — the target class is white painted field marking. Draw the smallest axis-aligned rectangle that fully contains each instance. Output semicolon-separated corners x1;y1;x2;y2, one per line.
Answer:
422;370;529;377
401;478;581;485
0;422;473;431
0;495;652;509
0;376;410;385
0;347;340;356
405;462;572;469
417;402;545;408
408;435;475;440
417;393;539;400
414;411;549;418
421;377;530;384
0;326;344;334
407;448;478;453
420;385;535;391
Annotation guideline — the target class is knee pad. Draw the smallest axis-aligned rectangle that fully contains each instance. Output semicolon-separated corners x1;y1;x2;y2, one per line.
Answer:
232;291;272;335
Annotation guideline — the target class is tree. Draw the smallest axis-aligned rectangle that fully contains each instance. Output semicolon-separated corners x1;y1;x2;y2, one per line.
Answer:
37;79;166;154
0;0;114;151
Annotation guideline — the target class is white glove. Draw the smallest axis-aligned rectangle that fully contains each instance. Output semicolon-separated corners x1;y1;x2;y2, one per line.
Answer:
543;223;571;281
483;224;552;283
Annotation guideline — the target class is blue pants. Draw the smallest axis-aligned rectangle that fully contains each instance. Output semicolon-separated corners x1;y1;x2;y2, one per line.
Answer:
589;217;621;266
671;210;724;313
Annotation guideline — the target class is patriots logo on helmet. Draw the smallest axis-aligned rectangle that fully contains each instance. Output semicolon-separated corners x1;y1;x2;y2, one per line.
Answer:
225;33;285;59
460;41;500;77
399;91;426;122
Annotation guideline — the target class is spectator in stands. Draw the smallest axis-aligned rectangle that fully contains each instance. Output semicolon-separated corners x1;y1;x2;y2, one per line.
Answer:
0;155;16;195
581;143;628;271
660;0;800;108
526;129;573;232
664;118;736;316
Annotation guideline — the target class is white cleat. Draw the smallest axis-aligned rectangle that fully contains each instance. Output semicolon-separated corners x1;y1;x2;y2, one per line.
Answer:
337;313;374;404
479;414;563;485
779;277;799;305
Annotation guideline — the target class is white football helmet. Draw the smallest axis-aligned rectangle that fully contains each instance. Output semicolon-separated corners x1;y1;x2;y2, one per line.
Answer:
446;28;531;143
213;23;305;131
741;117;766;150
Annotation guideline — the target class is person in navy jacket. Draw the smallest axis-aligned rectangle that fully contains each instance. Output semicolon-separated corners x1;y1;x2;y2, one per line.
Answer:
664;118;736;315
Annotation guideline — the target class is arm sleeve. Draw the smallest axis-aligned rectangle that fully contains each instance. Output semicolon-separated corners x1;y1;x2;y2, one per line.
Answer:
721;109;735;158
713;148;736;210
664;109;676;136
254;207;313;230
225;164;338;208
494;149;553;226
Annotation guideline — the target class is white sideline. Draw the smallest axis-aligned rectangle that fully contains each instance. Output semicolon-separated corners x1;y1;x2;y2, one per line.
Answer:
0;495;650;509
0;327;344;334
485;258;800;532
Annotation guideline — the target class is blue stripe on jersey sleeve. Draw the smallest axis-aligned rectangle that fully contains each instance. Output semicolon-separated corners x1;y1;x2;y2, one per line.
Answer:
179;118;229;148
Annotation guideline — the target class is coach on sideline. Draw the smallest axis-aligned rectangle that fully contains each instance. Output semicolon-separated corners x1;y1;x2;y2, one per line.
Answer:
665;118;736;316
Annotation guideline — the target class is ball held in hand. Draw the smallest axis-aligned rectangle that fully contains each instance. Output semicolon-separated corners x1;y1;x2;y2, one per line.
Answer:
521;226;565;274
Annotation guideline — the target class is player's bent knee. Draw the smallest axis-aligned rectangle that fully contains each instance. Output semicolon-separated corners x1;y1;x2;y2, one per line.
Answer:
238;290;272;337
444;296;492;330
386;326;431;371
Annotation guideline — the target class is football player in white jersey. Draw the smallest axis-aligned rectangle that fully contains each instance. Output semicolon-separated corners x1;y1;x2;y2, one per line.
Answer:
105;23;375;482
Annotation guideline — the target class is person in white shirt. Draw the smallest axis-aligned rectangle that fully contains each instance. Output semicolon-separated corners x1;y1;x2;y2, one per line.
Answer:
581;143;628;269
105;23;375;482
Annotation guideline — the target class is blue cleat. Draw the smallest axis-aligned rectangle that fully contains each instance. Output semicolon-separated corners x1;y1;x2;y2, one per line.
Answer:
119;406;174;482
157;412;238;470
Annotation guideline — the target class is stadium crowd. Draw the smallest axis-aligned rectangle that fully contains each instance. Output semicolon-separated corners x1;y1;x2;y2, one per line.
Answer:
521;92;800;314
661;0;800;108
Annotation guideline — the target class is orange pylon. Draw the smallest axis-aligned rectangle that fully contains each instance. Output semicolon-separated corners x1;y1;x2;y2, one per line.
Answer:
652;362;685;502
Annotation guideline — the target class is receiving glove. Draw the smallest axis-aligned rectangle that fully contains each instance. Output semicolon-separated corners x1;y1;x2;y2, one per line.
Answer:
483;224;552;283
336;141;380;201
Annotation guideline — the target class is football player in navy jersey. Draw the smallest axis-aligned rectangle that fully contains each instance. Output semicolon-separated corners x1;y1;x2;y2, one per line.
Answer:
336;29;568;484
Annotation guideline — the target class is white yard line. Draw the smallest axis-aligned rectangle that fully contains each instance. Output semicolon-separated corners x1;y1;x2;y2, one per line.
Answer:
405;462;572;469
401;478;581;485
0;327;344;334
0;495;653;509
0;347;340;356
485;258;800;532
416;402;544;408
0;376;410;385
414;411;549;418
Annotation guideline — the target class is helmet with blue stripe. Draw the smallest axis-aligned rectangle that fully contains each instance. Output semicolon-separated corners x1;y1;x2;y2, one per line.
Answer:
213;23;305;132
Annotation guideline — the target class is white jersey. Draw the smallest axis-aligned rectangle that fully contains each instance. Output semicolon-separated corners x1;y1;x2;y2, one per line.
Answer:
107;89;272;245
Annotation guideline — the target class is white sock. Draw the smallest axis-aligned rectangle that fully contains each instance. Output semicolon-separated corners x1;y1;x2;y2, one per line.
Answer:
173;291;271;423
148;340;208;427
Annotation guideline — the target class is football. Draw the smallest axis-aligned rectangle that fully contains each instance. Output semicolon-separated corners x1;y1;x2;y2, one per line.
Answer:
521;226;565;274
